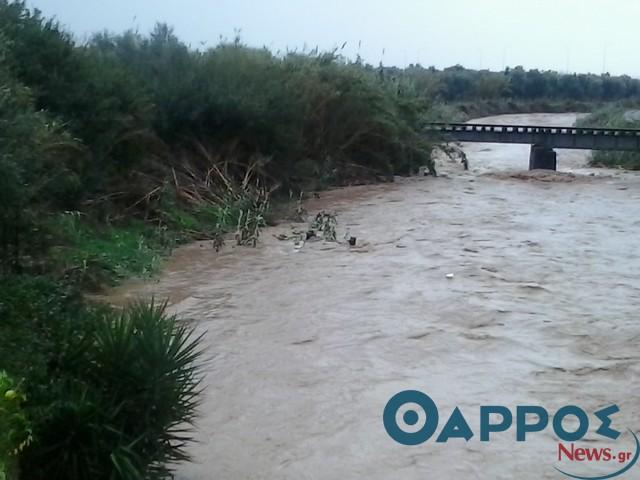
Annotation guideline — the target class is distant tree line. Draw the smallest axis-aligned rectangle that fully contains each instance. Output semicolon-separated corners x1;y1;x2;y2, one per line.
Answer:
385;64;640;102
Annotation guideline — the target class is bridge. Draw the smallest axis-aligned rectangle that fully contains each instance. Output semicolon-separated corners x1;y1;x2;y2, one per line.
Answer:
426;122;640;170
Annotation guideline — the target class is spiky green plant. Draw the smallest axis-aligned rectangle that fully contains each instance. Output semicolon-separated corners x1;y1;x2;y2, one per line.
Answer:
91;301;205;476
21;300;205;480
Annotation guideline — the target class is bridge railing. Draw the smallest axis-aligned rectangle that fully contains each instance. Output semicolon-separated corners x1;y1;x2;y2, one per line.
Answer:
425;122;640;137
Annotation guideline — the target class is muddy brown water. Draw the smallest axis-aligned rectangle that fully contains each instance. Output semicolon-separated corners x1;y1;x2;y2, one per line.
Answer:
108;114;640;479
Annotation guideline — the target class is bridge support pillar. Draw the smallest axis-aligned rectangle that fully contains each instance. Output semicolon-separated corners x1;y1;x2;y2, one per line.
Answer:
529;144;557;170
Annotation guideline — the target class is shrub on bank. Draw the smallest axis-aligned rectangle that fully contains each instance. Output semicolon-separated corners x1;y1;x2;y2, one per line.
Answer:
0;277;204;479
577;106;640;169
0;372;31;480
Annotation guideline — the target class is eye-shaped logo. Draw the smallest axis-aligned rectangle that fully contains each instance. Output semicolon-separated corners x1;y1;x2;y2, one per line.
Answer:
383;390;439;445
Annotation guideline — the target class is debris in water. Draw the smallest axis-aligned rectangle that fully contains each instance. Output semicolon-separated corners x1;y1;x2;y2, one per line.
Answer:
310;211;338;241
487;170;579;183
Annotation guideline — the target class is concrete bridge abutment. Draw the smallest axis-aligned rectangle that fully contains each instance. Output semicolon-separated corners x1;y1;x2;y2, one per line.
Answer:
529;144;557;170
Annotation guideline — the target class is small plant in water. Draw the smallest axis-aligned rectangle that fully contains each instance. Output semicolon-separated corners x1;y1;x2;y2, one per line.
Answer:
235;190;269;247
310;211;337;241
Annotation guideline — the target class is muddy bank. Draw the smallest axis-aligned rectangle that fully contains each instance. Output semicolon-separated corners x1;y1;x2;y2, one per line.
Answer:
108;113;640;479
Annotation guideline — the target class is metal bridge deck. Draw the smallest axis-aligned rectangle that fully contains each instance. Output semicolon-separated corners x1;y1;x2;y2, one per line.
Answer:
426;123;640;151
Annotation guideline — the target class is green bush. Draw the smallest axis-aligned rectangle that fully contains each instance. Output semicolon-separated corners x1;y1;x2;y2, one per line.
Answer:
0;29;82;269
0;276;204;479
0;275;89;383
21;300;204;480
577;107;640;169
90;28;435;189
0;372;32;480
0;1;153;171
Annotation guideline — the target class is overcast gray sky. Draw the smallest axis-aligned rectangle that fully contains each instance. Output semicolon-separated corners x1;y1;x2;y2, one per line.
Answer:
27;0;640;76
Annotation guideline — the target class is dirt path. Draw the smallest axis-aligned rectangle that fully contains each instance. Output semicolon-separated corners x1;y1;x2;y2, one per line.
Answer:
109;113;640;479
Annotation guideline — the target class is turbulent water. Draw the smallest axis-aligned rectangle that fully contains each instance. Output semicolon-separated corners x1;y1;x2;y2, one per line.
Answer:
109;113;640;479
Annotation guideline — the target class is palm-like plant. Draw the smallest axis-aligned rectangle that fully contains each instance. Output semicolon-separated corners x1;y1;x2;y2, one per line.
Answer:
22;301;205;480
93;301;204;474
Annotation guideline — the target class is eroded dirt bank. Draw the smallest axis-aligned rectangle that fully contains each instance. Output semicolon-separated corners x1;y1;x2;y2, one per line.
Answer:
109;113;640;479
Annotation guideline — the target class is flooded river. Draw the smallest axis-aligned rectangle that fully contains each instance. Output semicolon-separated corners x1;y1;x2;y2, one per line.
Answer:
110;113;640;479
